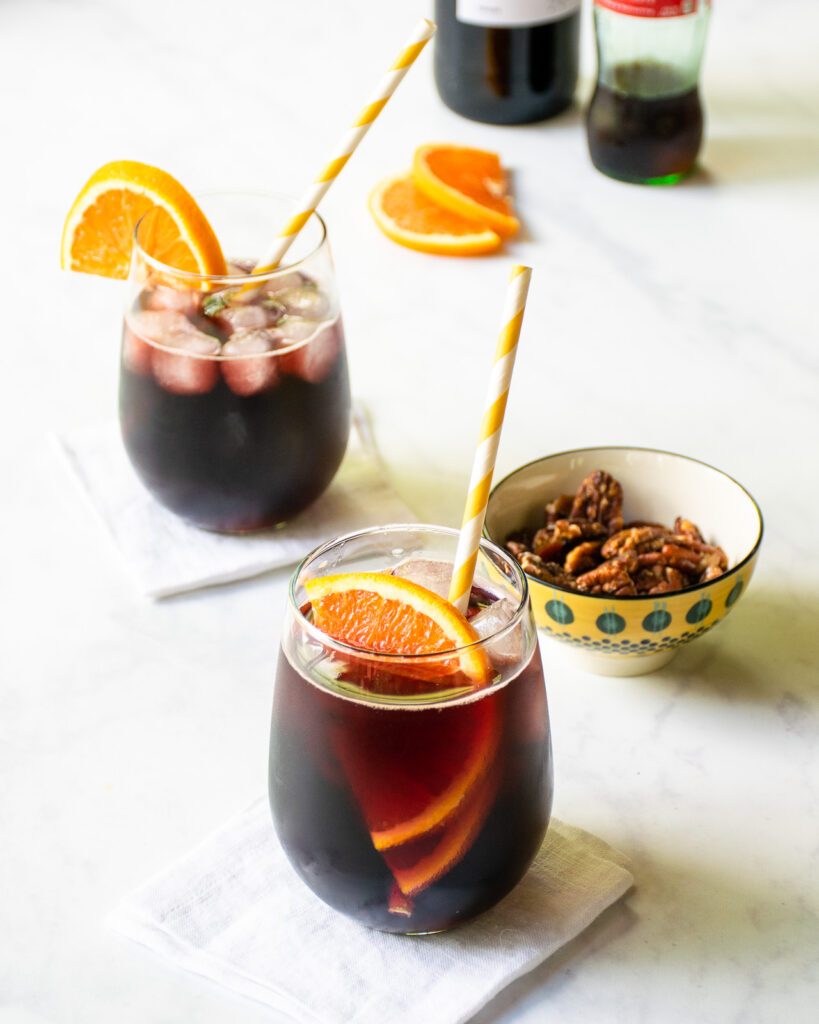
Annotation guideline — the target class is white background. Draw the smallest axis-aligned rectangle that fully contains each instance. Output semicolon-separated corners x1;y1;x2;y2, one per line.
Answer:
1;1;818;1022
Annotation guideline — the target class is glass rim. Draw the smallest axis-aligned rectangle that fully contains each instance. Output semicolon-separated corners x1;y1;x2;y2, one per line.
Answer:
132;188;329;285
288;522;531;663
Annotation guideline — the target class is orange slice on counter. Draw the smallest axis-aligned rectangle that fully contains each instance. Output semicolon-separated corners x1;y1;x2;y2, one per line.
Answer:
305;571;498;899
61;160;227;280
368;174;502;256
412;144;520;239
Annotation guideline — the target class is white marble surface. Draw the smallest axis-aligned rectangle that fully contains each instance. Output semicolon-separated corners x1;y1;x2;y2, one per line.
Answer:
1;0;818;1021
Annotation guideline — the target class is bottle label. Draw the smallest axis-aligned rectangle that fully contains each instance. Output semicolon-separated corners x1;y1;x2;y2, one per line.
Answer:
594;0;701;15
456;0;580;28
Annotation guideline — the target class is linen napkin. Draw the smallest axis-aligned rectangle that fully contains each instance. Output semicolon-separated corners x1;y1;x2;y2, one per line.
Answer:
109;798;633;1024
55;407;414;598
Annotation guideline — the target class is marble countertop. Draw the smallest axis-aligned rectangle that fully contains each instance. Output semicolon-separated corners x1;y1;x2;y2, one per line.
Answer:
1;0;817;1021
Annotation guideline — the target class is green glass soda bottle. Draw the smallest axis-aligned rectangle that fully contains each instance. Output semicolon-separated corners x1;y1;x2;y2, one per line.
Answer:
586;0;711;184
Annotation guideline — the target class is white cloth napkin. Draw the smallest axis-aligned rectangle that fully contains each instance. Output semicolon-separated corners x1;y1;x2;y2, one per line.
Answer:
109;798;633;1024
55;407;414;598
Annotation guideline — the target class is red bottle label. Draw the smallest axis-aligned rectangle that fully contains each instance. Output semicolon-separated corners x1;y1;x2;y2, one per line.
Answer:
595;0;702;15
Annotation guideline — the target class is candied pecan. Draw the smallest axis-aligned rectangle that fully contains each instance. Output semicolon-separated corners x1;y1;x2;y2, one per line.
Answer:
663;537;727;575
663;566;688;591
504;529;533;557
545;494;573;526
615;551;639;575
532;519;605;561
698;545;728;571
569;520;609;540
576;555;636;594
636;550;663;567
634;566;664;593
517;552;577;589
570;470;624;534
505;539;530;557
661;543;701;574
601;525;667;559
532;526;569;561
700;565;724;583
674;516;704;543
579;571;634;595
564;540;603;575
512;469;729;600
666;535;728;568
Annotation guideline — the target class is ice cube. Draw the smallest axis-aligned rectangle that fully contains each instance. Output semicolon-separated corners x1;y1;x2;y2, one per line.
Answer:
124;309;190;376
277;318;317;344
215;302;284;335
277;284;329;320
470;597;523;666
226;257;256;276
261;270;308;295
221;328;282;396
470;597;518;639
128;309;193;344
151;327;221;395
279;321;342;384
121;325;153;376
390;558;453;598
143;284;201;317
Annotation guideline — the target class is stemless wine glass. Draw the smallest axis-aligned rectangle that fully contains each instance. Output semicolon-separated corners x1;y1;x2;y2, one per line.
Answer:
269;524;553;935
119;192;351;533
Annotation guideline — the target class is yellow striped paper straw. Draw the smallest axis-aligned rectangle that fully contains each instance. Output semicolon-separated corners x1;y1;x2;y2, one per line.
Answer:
448;265;533;615
251;17;435;276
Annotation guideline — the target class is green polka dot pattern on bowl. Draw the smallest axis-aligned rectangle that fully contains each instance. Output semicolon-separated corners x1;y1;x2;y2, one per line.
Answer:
642;603;672;633
596;609;626;635
545;594;574;625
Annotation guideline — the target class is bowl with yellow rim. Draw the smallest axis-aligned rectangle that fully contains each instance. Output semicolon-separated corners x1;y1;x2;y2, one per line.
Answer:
484;447;763;677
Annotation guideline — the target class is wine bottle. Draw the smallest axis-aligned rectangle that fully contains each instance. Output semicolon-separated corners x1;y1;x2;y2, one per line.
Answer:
433;0;581;125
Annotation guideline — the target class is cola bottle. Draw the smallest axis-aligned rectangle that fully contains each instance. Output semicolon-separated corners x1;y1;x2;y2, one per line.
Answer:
586;0;711;184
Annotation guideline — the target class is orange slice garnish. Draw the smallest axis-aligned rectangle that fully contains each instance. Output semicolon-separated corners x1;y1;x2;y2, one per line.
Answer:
383;769;497;897
306;571;498;899
305;571;490;684
412;144;520;239
61;160;227;280
368;174;502;257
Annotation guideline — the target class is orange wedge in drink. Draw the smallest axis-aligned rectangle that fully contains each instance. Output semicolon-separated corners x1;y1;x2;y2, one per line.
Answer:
305;571;491;683
368;174;502;256
305;571;499;900
61;160;227;280
412;144;520;239
382;768;498;897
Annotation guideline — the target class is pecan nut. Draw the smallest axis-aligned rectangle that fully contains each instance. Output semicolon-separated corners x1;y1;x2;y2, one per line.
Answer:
503;473;727;599
545;494;574;526
601;525;668;559
517;552;578;589
570;470;624;534
674;516;704;543
564;540;604;576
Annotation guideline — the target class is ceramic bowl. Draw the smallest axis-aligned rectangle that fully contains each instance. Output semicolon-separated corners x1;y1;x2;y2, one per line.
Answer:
484;447;763;676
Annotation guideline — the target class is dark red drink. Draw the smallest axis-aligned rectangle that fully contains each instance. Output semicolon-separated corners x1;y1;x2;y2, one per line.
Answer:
270;643;551;933
119;193;351;532
268;526;553;934
120;309;350;532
